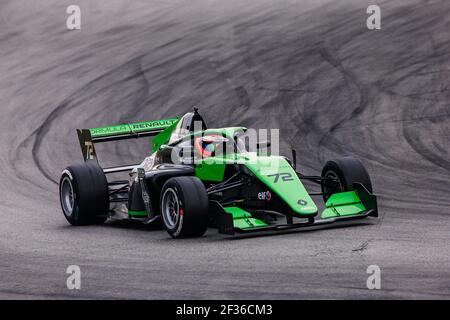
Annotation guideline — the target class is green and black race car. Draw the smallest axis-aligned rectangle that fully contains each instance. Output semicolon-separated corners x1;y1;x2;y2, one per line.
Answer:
59;109;377;238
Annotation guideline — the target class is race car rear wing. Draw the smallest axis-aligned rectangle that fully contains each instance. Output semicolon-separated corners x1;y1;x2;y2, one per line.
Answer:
77;118;179;172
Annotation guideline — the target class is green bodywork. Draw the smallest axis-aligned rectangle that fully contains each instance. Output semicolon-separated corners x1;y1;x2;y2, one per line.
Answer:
128;210;148;217
243;155;318;216
224;207;268;229
151;119;180;152
195;162;227;181
321;191;367;219
195;152;319;216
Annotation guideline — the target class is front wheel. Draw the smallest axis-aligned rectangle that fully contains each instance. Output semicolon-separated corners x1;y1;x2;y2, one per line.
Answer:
160;176;209;238
321;156;373;202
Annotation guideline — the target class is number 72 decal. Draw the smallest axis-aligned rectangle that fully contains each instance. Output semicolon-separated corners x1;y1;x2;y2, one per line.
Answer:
267;172;294;183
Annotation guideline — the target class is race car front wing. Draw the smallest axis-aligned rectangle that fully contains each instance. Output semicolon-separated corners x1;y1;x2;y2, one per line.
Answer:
211;182;378;235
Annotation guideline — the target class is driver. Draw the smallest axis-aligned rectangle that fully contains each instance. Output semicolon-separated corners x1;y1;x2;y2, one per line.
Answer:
194;134;229;158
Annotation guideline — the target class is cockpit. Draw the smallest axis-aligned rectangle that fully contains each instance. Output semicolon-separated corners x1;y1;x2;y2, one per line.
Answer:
153;109;248;165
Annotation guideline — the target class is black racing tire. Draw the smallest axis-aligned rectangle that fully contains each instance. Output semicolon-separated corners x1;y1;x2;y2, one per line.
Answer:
59;161;109;226
321;156;372;202
160;176;209;238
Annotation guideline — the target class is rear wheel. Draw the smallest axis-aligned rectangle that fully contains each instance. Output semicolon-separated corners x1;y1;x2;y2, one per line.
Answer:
321;156;372;202
59;161;109;225
160;176;209;238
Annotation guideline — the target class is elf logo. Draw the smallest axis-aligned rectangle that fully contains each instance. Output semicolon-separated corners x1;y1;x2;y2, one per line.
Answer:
258;191;272;201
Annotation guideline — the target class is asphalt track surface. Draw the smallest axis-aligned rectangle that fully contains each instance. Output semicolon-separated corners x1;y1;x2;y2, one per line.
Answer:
0;0;449;299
